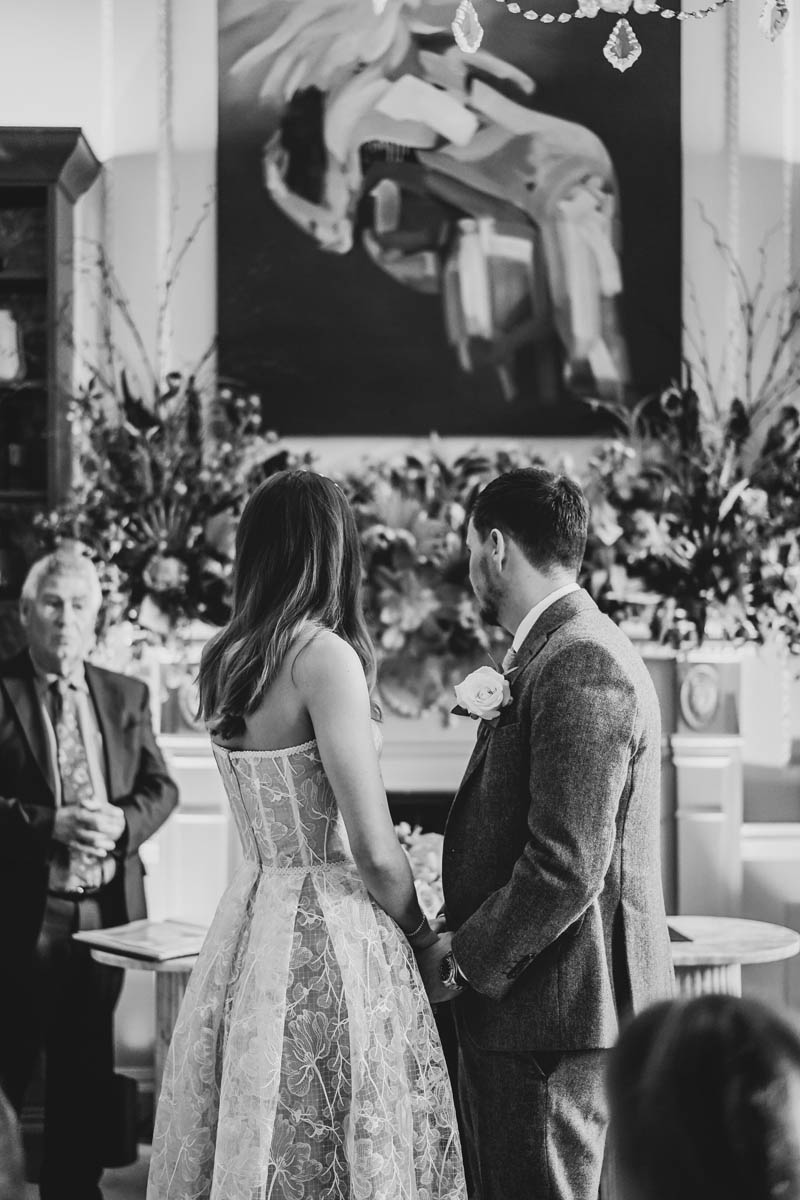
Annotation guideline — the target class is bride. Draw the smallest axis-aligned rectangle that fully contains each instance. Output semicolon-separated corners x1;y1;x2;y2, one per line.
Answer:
147;470;466;1200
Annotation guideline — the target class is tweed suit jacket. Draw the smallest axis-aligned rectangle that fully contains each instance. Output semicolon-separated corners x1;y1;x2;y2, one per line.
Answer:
444;589;674;1052
0;649;179;970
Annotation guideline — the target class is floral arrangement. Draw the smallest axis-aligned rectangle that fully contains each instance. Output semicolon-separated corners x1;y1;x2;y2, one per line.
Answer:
395;822;444;918
582;394;800;651
338;440;551;717
30;233;312;640
583;235;800;653
27;219;800;707
34;373;310;637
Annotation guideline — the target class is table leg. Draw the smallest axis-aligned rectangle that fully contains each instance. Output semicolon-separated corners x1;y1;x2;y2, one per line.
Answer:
675;963;742;997
154;973;190;1103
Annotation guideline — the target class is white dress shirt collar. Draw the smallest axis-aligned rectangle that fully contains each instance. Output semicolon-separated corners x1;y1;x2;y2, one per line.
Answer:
511;582;581;652
29;651;89;692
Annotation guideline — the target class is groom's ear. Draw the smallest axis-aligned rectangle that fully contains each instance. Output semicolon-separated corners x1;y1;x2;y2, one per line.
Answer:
490;528;507;571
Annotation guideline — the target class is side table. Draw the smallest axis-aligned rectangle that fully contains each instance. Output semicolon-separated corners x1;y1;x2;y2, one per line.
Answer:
89;949;198;1102
669;915;800;997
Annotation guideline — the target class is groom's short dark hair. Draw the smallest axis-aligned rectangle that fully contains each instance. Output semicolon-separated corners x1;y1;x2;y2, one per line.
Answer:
469;467;589;575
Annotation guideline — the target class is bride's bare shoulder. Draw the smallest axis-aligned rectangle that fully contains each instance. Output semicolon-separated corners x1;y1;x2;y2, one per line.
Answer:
291;629;363;689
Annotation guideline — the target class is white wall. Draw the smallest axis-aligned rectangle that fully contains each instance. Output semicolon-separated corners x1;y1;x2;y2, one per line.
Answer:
682;6;800;408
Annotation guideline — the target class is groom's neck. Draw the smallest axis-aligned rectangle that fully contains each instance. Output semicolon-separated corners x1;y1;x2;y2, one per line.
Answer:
500;571;576;636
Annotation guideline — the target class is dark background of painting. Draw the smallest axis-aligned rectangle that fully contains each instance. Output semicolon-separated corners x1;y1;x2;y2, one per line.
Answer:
218;0;681;436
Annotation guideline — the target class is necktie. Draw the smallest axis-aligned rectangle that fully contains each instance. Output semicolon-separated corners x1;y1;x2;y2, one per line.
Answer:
501;646;518;674
49;678;103;893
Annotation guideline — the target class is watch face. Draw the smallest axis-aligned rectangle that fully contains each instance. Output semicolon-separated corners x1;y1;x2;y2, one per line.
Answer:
439;952;456;988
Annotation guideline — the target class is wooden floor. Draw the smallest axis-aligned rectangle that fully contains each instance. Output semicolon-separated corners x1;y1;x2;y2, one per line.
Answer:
25;1145;151;1200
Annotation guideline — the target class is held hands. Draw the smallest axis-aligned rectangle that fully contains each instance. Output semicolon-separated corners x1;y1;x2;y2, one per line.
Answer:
53;802;126;859
415;931;465;1006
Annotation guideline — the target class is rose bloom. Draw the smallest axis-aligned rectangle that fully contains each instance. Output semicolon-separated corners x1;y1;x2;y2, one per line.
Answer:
454;665;512;721
142;554;188;594
204;511;238;559
739;487;769;519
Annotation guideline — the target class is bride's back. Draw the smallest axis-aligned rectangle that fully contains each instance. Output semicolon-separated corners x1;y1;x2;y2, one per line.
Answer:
211;631;316;754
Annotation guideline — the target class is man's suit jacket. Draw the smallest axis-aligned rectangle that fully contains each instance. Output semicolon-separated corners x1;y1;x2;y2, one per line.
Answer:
444;590;674;1052
0;650;179;967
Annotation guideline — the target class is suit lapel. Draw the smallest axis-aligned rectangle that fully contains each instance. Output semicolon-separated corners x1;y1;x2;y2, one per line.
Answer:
2;658;54;797
454;719;493;796
86;665;127;800
447;591;598;812
447;630;550;819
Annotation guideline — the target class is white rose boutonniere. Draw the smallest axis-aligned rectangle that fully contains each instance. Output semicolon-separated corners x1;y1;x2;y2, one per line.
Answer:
453;665;513;723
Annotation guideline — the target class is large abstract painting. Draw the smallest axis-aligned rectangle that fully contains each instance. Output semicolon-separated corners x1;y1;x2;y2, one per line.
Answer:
218;0;681;435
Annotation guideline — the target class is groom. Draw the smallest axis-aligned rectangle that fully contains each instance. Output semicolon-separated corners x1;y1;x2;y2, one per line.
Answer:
419;467;674;1200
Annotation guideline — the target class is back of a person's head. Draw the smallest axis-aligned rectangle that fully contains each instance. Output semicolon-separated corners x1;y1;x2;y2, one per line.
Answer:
198;468;375;740
469;466;589;576
608;994;800;1200
0;1086;24;1200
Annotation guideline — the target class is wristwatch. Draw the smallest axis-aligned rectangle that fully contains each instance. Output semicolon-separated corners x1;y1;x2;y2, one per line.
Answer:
440;949;468;991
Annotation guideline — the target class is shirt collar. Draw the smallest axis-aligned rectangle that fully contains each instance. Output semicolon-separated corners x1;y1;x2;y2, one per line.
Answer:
29;652;89;693
511;582;581;652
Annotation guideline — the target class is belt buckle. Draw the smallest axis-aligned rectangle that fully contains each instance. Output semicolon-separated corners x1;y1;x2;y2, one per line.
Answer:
48;885;99;901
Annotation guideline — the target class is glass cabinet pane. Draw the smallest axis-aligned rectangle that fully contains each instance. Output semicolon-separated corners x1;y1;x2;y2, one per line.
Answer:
0;186;47;277
0;383;48;494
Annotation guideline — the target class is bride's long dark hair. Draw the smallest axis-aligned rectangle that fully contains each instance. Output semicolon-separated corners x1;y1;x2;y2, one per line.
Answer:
198;469;376;741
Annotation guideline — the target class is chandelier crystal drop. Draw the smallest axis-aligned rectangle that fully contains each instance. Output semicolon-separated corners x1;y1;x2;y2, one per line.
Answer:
603;17;643;69
452;0;485;51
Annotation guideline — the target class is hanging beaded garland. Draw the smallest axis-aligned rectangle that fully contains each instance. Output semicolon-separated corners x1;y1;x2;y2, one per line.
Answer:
445;0;788;72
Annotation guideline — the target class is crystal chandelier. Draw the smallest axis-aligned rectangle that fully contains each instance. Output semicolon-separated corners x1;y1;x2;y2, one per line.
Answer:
380;0;790;73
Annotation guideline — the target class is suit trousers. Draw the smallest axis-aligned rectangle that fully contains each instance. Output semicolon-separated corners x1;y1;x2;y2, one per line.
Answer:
455;1015;608;1200
0;892;124;1200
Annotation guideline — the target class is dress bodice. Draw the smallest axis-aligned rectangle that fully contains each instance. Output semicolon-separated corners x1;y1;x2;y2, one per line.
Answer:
211;738;355;871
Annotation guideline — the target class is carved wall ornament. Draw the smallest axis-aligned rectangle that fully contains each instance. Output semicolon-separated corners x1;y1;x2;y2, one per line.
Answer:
680;663;722;730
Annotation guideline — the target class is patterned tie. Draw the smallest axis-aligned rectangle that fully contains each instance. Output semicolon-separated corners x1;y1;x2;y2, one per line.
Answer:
49;678;103;893
501;646;518;674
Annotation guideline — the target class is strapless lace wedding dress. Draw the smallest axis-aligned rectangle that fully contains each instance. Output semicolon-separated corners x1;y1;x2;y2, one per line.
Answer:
147;734;466;1200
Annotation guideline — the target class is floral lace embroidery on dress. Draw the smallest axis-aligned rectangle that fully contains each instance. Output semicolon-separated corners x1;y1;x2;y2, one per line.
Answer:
147;737;466;1200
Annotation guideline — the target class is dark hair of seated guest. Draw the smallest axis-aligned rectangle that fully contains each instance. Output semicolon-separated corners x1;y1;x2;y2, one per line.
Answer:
0;1085;25;1200
607;994;800;1200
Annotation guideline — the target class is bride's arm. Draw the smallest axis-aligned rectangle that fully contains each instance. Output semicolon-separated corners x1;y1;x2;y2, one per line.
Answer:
293;632;436;949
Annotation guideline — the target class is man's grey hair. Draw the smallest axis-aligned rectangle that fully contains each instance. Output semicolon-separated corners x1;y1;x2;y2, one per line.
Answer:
21;543;103;612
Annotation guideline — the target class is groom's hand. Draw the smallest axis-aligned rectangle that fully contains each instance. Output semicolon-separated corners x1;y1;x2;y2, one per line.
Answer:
416;932;464;1005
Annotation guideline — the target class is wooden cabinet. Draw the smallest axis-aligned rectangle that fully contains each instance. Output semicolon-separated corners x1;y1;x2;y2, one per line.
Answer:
0;128;100;653
0;128;99;504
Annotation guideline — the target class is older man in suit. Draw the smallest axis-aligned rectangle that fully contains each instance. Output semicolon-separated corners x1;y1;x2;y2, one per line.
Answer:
0;544;178;1200
418;468;674;1200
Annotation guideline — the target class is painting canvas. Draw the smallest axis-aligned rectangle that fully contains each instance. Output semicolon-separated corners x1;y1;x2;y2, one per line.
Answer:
218;0;681;436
